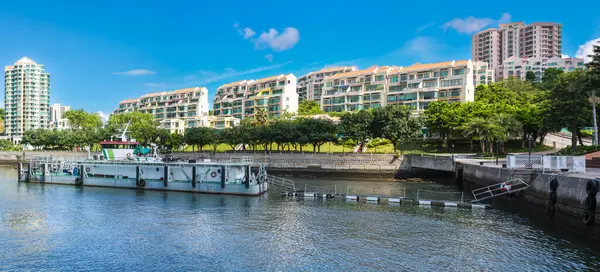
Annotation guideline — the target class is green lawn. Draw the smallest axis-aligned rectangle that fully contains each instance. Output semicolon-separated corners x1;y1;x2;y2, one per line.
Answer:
179;142;399;154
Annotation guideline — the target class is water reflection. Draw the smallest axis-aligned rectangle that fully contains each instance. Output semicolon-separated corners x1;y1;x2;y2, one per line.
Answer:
0;166;599;271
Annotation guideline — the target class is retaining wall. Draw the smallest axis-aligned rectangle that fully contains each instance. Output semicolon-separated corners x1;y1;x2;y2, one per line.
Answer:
401;154;600;235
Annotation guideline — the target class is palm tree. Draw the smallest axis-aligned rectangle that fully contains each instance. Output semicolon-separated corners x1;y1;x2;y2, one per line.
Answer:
463;118;505;154
491;113;523;154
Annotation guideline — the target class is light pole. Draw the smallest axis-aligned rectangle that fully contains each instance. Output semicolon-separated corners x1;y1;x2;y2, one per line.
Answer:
590;94;599;147
451;144;455;159
496;140;500;165
527;137;533;169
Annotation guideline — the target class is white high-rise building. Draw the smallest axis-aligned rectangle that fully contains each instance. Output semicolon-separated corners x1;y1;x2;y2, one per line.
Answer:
50;103;71;130
4;57;51;136
297;67;356;102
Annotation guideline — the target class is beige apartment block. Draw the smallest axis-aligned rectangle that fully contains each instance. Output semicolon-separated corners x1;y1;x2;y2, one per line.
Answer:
320;60;479;114
500;56;585;81
4;57;51;136
297;66;356;102
213;74;298;121
114;87;209;133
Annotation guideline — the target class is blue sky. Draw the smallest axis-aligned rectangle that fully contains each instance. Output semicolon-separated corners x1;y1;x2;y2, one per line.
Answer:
1;0;599;117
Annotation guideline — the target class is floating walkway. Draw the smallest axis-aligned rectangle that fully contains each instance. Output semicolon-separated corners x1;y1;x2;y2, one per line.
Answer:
280;191;490;210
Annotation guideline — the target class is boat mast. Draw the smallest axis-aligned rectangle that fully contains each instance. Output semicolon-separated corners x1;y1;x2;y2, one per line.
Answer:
120;120;132;142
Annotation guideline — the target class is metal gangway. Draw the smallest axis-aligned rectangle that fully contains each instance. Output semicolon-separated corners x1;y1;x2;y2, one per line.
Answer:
471;178;529;203
264;174;296;192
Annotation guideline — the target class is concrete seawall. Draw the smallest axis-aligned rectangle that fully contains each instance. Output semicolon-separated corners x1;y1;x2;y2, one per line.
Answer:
401;154;600;236
0;151;401;177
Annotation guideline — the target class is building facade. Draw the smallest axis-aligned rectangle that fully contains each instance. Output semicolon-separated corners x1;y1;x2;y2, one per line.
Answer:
213;74;298;121
297;66;356;102
114;87;210;134
472;21;563;79
50;103;71;130
500;56;586;81
4;57;51;136
320;61;478;114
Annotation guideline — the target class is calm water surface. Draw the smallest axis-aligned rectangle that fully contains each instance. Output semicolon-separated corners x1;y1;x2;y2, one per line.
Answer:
1;166;599;271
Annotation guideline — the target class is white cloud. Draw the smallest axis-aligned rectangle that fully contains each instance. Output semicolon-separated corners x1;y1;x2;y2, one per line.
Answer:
254;27;300;52
234;24;256;39
443;13;511;34
562;54;570;58
265;54;274;62
192;61;293;84
416;22;436;33
113;69;156;76
96;111;109;123
395;36;443;62
576;38;600;63
144;82;166;88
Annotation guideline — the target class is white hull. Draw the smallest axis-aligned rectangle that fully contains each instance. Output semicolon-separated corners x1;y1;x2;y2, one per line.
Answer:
23;160;269;196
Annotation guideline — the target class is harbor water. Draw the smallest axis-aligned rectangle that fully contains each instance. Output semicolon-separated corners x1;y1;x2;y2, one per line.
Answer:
1;166;599;271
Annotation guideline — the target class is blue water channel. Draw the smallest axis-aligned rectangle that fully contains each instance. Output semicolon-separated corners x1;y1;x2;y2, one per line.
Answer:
1;166;599;271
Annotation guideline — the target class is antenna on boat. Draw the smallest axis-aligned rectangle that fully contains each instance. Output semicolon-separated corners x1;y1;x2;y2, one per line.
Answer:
120;120;132;142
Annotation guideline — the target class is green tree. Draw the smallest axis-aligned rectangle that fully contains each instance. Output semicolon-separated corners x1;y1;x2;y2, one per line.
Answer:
254;108;268;125
550;70;593;150
372;105;421;152
462;117;504;154
63;109;103;129
0;139;18;151
108;111;158;144
0;108;5;120
525;71;536;83
541;68;564;89
338;110;374;151
298;100;323;116
219;127;241;151
184;127;216;152
300;118;337;152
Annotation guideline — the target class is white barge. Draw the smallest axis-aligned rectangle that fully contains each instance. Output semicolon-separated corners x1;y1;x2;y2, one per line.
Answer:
17;136;269;196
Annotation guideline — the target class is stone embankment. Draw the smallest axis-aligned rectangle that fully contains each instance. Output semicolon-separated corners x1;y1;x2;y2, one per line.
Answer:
0;151;402;178
399;154;600;236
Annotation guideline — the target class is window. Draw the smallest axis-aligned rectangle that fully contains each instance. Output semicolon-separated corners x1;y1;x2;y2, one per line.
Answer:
375;75;384;81
452;69;465;76
441;79;463;87
400;75;407;81
440;70;449;77
409;75;414;80
423;80;438;88
408;82;420;89
325;82;332;87
387;95;397;102
279;80;285;86
390;76;398;83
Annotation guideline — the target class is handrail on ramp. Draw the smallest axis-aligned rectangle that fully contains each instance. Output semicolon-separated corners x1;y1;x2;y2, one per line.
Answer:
264;174;296;192
471;178;529;203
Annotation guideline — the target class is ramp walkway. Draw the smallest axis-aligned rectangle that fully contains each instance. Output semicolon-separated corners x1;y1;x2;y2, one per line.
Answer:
471;178;529;203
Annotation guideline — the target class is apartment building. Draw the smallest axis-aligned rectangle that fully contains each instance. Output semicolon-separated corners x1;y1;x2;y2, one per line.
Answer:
4;57;51;136
213;74;298;121
473;21;563;78
320;66;393;112
320;61;478;114
50;103;71;130
473;61;495;86
114;87;210;134
297;66;356;102
501;56;586;81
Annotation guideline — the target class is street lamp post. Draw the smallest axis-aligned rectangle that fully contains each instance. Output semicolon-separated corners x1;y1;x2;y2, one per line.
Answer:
496;140;500;165
590;94;599;147
452;144;455;159
527;138;533;169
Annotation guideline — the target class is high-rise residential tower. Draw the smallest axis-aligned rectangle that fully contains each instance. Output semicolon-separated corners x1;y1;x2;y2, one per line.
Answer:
472;21;563;78
4;57;51;136
50;103;71;130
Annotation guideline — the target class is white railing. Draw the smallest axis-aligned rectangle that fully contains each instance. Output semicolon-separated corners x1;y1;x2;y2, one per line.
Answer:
472;178;529;202
506;155;586;173
264;174;296;191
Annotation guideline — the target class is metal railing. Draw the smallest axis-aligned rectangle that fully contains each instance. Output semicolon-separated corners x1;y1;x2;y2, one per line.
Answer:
506;155;586;173
264;174;296;191
471;178;529;202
